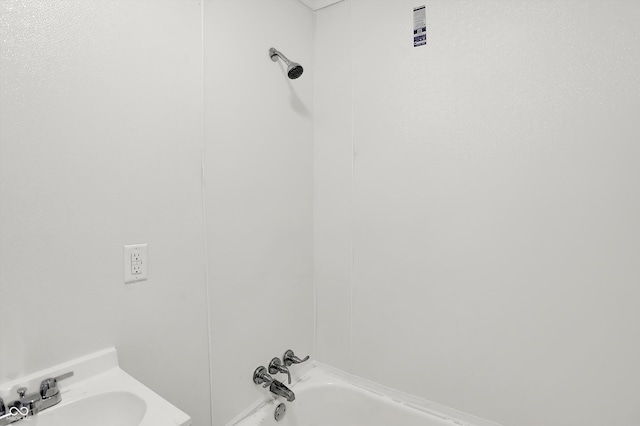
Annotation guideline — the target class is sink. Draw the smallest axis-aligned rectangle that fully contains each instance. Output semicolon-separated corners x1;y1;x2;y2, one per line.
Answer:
35;392;146;426
0;348;191;426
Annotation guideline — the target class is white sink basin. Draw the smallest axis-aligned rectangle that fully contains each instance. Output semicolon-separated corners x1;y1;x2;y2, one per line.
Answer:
0;348;191;426
36;392;146;426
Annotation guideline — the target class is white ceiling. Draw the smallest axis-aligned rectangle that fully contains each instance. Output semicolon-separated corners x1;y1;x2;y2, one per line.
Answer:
298;0;344;11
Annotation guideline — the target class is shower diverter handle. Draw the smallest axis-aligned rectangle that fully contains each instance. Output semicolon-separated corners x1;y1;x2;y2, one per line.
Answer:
283;350;309;367
268;358;291;384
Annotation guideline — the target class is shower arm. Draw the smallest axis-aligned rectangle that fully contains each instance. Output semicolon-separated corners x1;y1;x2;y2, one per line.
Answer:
269;48;292;66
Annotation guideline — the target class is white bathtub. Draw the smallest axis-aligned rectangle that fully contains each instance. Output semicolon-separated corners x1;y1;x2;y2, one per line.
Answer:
230;364;503;426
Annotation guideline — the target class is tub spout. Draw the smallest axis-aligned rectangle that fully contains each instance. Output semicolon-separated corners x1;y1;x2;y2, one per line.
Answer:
269;380;295;402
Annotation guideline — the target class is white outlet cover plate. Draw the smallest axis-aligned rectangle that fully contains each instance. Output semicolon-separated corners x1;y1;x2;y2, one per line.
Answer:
124;244;148;284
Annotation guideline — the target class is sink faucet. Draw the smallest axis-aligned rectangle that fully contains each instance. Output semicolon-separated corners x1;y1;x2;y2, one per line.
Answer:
14;387;41;416
0;371;73;425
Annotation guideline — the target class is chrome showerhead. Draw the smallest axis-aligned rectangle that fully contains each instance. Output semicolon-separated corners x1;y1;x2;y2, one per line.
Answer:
269;47;304;80
287;63;304;80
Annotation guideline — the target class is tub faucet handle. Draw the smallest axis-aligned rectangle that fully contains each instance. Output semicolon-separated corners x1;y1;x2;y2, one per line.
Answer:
253;366;274;388
283;349;309;367
268;358;291;384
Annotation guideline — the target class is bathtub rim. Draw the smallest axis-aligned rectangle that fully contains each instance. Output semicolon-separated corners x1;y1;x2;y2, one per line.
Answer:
226;361;504;426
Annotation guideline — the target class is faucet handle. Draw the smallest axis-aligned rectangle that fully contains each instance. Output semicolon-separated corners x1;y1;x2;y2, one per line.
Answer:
253;366;274;388
40;371;74;399
268;358;291;384
54;371;74;382
283;349;310;367
17;388;27;399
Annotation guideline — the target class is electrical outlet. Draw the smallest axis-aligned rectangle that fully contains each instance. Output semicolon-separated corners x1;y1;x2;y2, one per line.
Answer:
124;244;148;284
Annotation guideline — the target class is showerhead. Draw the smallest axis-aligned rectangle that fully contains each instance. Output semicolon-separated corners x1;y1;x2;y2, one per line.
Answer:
287;63;304;80
269;47;304;80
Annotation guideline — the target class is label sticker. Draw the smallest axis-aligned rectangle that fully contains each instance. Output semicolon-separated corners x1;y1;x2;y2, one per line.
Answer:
413;5;426;47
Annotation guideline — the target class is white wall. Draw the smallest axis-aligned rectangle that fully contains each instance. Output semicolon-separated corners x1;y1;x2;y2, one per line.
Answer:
0;1;212;425
1;1;314;425
203;1;315;424
314;1;640;426
6;1;639;425
313;0;352;371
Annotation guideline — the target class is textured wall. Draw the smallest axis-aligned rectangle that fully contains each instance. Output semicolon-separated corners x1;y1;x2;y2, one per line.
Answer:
204;1;315;424
314;1;640;425
0;1;211;424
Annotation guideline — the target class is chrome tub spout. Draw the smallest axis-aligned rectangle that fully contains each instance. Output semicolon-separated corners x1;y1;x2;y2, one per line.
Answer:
269;380;295;402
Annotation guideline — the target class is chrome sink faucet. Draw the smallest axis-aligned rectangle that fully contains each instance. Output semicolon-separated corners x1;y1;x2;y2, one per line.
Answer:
0;371;73;425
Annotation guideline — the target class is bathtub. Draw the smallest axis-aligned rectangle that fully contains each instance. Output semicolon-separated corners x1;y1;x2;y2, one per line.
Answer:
229;363;503;426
